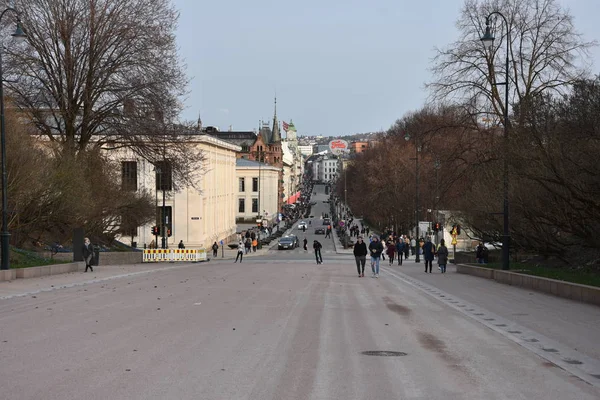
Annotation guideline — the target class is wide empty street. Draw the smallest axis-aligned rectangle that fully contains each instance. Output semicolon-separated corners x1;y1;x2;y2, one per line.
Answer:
0;252;599;400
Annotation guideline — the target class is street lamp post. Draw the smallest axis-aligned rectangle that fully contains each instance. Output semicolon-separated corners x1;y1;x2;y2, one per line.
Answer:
405;132;420;263
0;9;26;270
481;12;510;270
434;158;441;246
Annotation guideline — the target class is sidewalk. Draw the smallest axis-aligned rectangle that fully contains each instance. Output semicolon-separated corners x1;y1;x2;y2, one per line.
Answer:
383;260;600;361
0;263;194;299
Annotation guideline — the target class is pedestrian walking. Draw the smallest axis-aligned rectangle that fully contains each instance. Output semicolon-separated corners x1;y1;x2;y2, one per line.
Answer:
313;240;323;264
437;239;449;273
178;240;185;249
395;239;404;265
245;238;251;254
83;237;94;272
386;240;396;266
353;236;368;277
303;237;308;251
410;237;416;256
212;241;219;257
423;237;435;273
235;240;244;263
368;235;384;278
252;238;258;252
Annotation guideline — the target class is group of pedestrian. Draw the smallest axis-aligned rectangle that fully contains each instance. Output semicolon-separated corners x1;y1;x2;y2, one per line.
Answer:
352;235;385;277
351;231;450;277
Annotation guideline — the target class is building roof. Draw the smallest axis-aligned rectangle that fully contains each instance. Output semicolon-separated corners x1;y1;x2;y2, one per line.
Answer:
236;158;277;169
207;131;257;148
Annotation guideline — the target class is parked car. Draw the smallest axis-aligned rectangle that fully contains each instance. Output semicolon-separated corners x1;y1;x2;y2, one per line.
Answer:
278;235;299;250
297;221;307;230
314;227;326;234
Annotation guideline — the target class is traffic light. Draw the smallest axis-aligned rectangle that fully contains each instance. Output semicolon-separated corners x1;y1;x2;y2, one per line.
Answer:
434;222;441;232
167;228;172;237
151;226;159;236
456;224;461;235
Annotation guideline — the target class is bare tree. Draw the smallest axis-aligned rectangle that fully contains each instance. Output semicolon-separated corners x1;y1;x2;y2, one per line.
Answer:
3;0;202;184
428;0;596;122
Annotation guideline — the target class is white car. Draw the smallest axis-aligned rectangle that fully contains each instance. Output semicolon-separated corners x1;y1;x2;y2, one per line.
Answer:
297;221;307;230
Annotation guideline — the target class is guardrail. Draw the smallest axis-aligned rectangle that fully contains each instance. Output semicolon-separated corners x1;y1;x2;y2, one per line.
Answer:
142;249;208;263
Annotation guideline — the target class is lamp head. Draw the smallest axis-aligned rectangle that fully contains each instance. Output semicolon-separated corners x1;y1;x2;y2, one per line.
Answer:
480;19;495;50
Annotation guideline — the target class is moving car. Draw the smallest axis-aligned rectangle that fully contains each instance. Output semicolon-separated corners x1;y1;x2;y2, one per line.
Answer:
278;235;299;250
323;218;331;226
314;227;326;234
297;221;307;230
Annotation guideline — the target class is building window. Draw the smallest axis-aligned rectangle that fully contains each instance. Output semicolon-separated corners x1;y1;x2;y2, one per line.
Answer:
252;198;258;213
239;177;245;192
155;161;172;191
121;161;137;191
238;198;245;213
252;177;258;192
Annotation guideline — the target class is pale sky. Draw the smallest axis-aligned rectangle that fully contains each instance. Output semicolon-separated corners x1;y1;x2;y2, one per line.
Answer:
172;0;600;136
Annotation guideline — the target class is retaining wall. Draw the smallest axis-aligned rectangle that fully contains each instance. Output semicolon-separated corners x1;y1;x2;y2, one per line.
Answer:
0;262;84;282
456;264;600;307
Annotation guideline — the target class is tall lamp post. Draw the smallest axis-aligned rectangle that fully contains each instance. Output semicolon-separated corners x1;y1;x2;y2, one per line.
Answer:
481;12;510;270
404;131;420;263
0;9;26;270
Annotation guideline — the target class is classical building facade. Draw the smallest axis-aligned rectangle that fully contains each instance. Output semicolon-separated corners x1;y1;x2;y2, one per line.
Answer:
235;159;279;224
115;134;240;249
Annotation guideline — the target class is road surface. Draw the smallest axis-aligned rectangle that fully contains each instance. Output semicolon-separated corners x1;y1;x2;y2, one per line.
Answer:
0;185;598;399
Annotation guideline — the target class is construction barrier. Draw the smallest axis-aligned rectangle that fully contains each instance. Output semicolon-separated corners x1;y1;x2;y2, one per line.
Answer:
143;249;208;263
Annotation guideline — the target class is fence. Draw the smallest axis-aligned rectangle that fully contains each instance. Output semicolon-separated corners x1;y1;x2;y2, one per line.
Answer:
143;249;208;263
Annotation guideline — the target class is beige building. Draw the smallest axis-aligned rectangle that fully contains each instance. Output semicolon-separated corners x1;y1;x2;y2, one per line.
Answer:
116;134;241;249
235;158;280;224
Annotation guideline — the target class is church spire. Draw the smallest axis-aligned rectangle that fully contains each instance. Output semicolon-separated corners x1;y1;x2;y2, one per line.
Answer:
271;95;281;143
197;111;202;131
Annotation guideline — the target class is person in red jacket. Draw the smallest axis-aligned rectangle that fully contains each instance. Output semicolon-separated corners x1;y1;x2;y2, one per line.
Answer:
386;240;396;266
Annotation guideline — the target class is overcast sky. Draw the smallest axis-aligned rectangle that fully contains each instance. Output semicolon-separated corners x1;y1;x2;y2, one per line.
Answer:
172;0;600;136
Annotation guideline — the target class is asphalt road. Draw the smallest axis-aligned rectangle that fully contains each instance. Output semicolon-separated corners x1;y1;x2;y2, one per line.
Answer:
0;185;598;399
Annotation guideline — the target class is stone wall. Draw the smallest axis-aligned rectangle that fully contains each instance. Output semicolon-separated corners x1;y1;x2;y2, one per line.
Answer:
456;264;600;306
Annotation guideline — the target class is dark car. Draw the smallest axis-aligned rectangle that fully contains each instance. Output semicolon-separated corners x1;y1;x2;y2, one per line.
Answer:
323;218;331;226
278;235;299;250
314;227;326;234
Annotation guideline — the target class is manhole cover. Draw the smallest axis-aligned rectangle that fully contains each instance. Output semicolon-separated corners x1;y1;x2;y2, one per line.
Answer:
361;351;408;357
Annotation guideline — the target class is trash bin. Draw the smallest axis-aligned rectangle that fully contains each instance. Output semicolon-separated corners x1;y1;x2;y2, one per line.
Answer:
93;246;100;266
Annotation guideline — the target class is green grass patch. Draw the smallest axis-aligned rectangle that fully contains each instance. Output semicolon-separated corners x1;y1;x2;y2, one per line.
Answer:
9;247;69;269
469;261;600;288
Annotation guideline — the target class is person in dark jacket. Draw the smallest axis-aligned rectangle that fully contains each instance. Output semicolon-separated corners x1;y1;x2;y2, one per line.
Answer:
423;238;435;273
395;239;405;265
386;240;396;266
353;236;368;277
476;242;485;263
178;240;185;249
313;240;323;264
303;237;308;251
437;239;449;273
212;242;219;257
368;236;384;278
83;237;94;272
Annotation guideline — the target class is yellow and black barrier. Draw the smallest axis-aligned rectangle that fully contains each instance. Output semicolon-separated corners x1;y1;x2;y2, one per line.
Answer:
143;249;208;263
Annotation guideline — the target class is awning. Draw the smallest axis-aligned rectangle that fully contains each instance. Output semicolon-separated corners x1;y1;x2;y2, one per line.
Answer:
286;191;301;204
